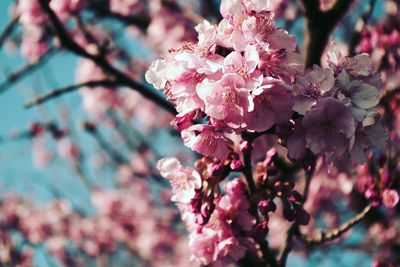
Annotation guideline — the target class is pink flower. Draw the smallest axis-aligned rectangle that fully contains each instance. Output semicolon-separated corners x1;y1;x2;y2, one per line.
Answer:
327;43;374;77
197;73;253;128
18;0;47;25
50;0;83;21
181;125;231;161
350;124;387;163
21;32;49;62
217;237;247;261
216;19;248;52
189;229;219;265
57;139;80;161
195;20;218;55
76;59;120;118
110;0;143;16
220;0;272;20
242;12;275;44
32;138;53;168
286;119;307;160
146;50;220;114
157;158;202;203
382;189;399;208
218;179;255;231
267;29;297;51
337;70;380;122
245;79;293;132
258;48;303;82
147;2;196;53
242;0;273;13
293;65;335;115
224;45;259;75
220;0;245;20
302;97;355;155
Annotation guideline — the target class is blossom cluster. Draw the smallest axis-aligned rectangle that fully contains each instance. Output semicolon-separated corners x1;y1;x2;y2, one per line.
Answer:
356;15;400;90
146;0;302;160
146;0;386;164
158;157;256;266
16;0;85;61
0;181;192;267
288;47;386;163
146;0;197;53
148;0;390;265
356;17;400;71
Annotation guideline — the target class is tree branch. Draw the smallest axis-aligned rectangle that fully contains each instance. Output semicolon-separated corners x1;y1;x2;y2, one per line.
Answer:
0;16;19;49
88;2;150;30
242;134;256;194
37;0;176;115
201;0;223;21
24;80;119;108
298;204;373;246
301;0;355;68
0;130;32;144
379;87;400;107
0;49;55;94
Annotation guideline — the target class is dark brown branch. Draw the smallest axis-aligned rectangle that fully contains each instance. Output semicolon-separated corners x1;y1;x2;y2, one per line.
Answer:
242;133;256;194
37;0;176;115
201;0;223;21
300;0;319;15
0;16;19;48
0;131;32;144
0;122;66;144
161;0;204;24
0;49;55;94
88;2;150;30
24;80;119;108
278;224;297;267
239;131;280;267
301;0;355;68
379;87;400;107
298;204;373;246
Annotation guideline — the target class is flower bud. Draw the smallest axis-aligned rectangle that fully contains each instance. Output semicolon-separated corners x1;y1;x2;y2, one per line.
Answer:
230;159;243;171
258;199;276;216
382;189;399;208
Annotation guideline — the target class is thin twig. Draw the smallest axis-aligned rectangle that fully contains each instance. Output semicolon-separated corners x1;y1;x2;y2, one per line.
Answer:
24;80;119;108
0;49;55;94
241;131;281;267
379;87;400;107
88;2;150;30
298;204;373;246
242;135;256;194
37;0;176;115
0;16;19;48
0;131;32;144
161;0;204;24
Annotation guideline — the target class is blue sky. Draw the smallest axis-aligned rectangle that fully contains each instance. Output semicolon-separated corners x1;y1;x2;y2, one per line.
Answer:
0;0;94;209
